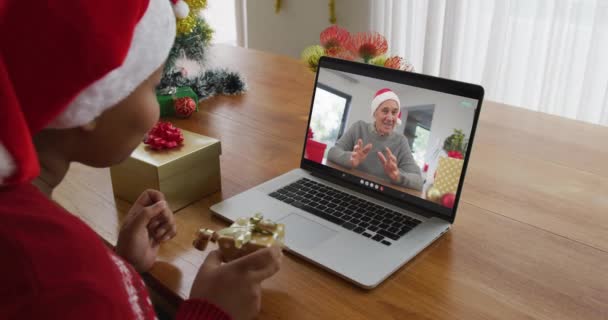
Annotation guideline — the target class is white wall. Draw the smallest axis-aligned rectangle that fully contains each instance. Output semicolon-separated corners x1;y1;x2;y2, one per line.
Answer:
316;69;376;131
201;0;237;46
245;0;372;58
395;87;477;178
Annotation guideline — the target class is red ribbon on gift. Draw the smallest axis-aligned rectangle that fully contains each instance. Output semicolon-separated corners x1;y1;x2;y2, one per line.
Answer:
447;150;464;159
144;121;184;150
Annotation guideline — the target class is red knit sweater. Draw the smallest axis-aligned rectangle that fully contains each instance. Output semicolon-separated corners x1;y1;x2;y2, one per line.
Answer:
0;183;230;320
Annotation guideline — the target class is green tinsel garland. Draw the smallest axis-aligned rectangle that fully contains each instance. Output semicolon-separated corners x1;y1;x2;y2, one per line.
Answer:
165;17;213;73
159;69;247;101
160;15;246;102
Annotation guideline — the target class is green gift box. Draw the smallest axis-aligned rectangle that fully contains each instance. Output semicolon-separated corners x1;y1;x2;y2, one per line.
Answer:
156;87;199;117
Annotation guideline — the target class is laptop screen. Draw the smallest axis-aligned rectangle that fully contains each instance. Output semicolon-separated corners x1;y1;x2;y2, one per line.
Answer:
302;57;483;219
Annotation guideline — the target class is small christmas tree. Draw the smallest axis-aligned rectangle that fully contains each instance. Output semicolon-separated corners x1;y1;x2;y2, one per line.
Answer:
443;129;468;159
160;0;246;102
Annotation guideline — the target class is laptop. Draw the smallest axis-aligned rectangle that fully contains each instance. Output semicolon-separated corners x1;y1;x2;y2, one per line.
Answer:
211;56;484;288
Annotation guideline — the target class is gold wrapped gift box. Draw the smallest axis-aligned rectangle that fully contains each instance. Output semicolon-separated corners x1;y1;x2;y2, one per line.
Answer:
434;156;464;195
193;214;285;262
110;130;221;212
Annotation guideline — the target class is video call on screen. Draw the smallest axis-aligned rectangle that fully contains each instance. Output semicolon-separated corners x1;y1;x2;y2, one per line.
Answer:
304;67;478;212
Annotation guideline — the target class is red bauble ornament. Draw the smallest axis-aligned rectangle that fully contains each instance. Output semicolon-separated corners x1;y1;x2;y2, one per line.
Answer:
174;97;196;118
144;121;184;150
441;193;456;209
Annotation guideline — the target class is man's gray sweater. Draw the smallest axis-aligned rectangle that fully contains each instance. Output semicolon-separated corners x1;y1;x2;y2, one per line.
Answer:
327;120;423;190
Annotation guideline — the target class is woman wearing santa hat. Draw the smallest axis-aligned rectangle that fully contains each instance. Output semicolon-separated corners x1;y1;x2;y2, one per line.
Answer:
327;88;423;191
0;1;280;319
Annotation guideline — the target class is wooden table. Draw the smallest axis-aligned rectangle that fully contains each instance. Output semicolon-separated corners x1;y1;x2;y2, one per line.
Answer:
54;45;608;320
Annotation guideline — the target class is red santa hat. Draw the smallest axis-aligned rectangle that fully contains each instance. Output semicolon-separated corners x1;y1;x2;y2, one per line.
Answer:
0;0;176;185
371;88;402;126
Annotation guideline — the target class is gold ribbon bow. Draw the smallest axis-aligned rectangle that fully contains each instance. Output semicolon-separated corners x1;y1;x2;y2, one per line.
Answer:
215;213;278;249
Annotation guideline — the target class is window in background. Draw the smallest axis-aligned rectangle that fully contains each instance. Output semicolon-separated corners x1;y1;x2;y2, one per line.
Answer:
202;0;237;46
412;125;430;168
310;84;352;158
402;104;435;168
372;0;608;126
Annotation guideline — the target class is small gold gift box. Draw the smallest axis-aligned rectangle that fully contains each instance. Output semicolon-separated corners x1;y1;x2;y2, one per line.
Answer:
193;214;285;262
434;156;464;195
110;130;221;212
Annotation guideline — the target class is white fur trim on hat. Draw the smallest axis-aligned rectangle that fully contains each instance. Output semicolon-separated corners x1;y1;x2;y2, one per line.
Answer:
0;144;16;184
371;90;402;126
48;0;176;129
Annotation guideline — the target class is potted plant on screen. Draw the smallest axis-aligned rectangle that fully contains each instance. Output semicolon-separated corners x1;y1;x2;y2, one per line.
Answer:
426;129;468;208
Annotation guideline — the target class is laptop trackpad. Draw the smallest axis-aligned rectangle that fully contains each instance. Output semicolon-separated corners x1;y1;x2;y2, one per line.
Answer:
279;213;337;250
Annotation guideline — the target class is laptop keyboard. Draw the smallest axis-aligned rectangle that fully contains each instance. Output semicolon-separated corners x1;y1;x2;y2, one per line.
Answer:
269;178;422;246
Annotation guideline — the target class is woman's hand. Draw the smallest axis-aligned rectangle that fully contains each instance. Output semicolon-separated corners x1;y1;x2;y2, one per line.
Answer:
116;189;177;273
190;247;282;320
350;139;373;168
378;147;402;184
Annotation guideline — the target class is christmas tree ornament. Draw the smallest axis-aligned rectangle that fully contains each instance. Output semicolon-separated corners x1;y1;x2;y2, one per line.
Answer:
159;0;245;102
329;0;336;24
174;97;196;118
441;193;456;209
426;186;442;202
275;0;282;13
274;0;337;24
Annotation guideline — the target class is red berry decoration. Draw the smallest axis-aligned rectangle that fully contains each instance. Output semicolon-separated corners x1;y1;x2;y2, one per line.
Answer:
174;97;196;118
144;121;184;150
441;193;456;209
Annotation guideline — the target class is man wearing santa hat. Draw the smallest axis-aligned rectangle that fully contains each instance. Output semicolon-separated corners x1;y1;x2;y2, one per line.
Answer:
328;88;423;191
0;1;281;319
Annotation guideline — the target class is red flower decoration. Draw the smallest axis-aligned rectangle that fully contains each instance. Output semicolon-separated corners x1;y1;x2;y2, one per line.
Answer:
423;163;429;172
174;97;196;118
320;25;351;51
328;49;356;61
144;121;184;150
307;128;314;139
384;56;415;71
349;32;388;62
447;150;464;159
384;56;403;70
